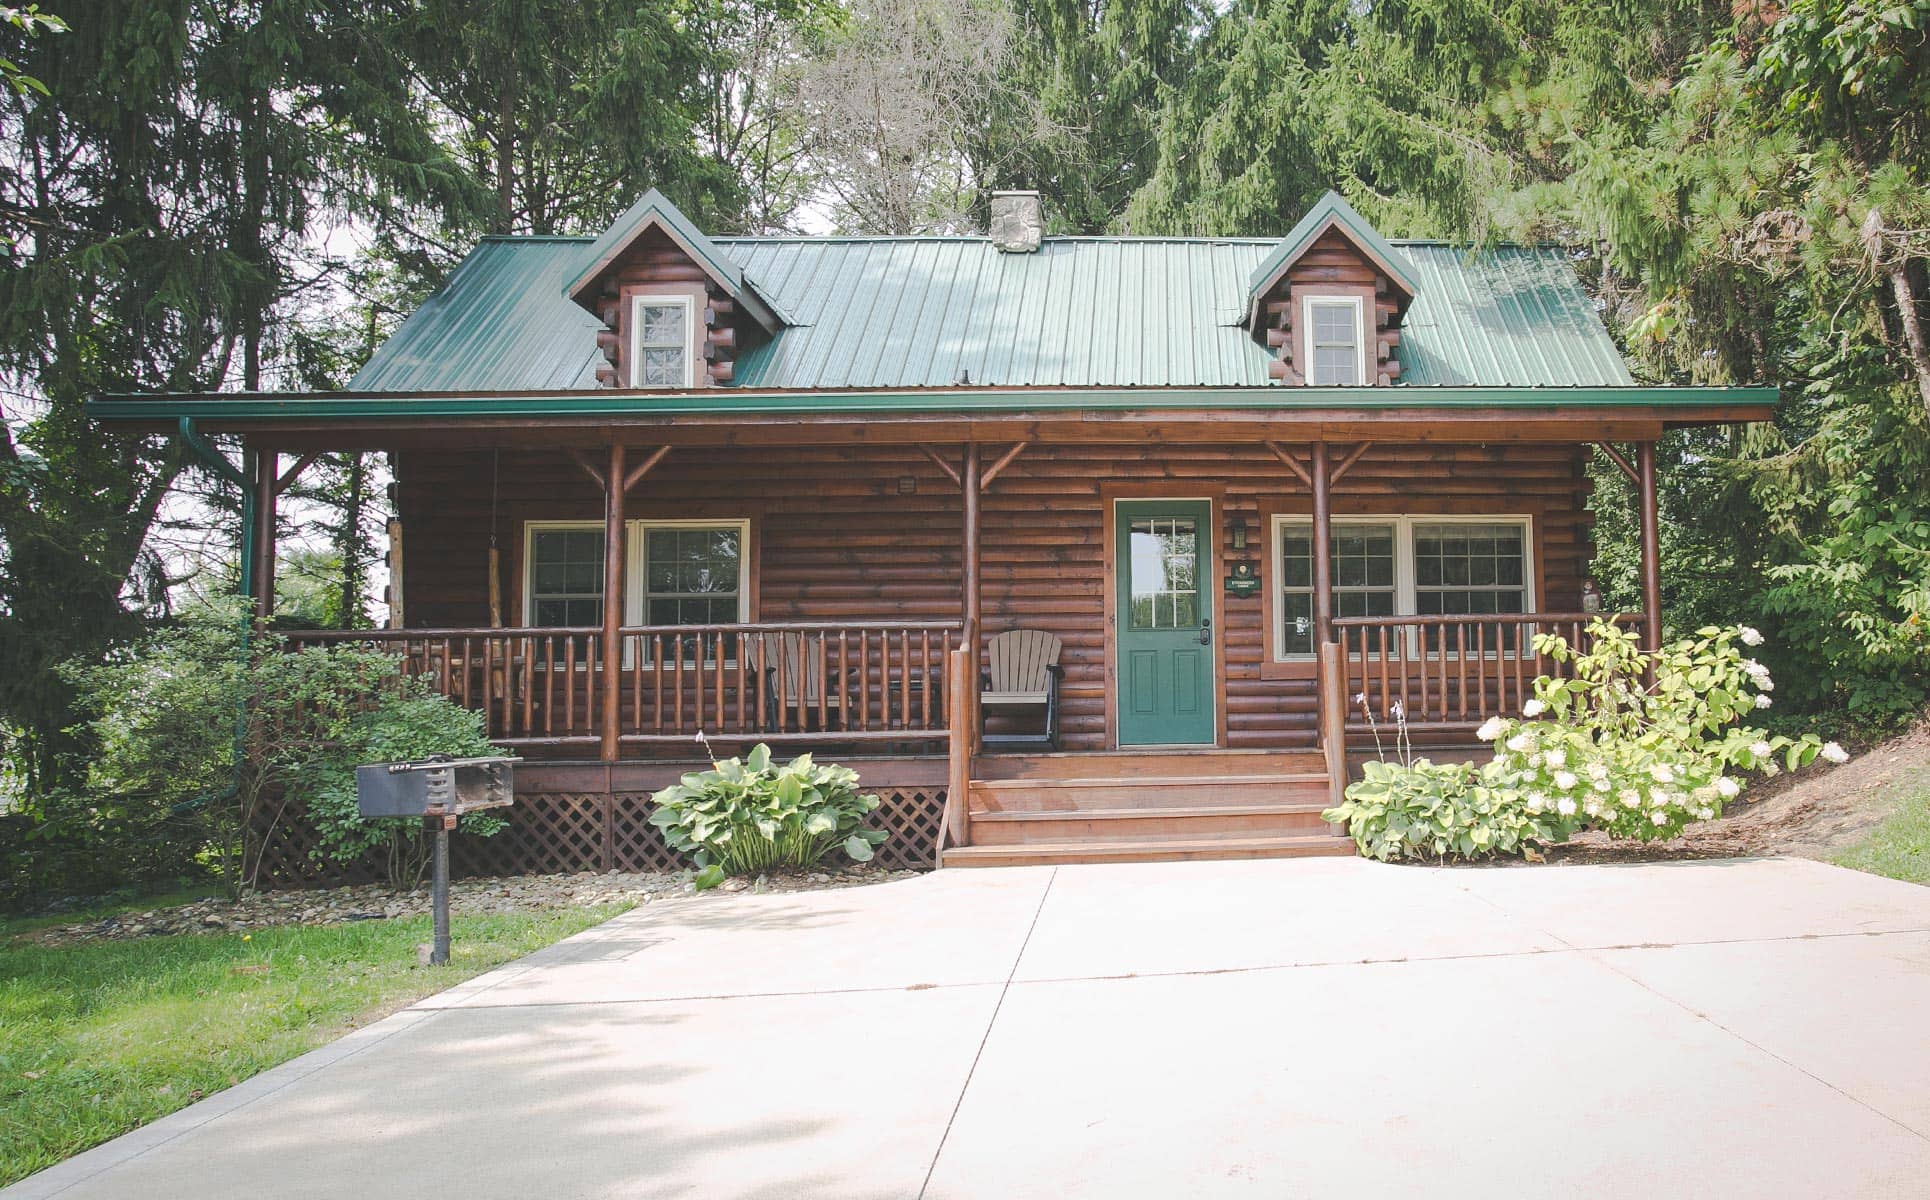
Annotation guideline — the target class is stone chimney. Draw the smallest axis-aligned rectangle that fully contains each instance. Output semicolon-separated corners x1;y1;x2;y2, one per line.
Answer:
989;191;1043;253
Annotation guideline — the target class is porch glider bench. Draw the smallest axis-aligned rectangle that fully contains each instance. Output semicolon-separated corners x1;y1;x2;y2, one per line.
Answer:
980;629;1063;749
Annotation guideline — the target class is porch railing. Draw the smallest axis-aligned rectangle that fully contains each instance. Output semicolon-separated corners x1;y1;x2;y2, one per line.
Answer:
283;621;961;749
1329;612;1646;730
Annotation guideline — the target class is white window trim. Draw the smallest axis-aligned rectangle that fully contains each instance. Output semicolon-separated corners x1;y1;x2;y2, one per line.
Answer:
628;293;697;389
1270;513;1536;662
1302;294;1367;387
523;518;751;666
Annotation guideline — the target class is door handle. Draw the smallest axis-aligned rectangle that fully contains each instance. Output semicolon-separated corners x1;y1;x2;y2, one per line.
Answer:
1198;618;1212;646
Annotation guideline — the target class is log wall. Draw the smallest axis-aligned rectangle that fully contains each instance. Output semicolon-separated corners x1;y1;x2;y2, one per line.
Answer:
394;440;1594;752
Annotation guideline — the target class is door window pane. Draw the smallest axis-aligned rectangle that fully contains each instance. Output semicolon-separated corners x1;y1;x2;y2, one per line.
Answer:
1128;518;1201;630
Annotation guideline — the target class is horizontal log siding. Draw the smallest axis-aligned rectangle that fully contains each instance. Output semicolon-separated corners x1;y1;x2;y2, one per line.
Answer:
395;441;1592;751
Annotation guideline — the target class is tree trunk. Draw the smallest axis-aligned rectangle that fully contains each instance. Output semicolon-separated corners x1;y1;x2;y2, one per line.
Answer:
1861;207;1930;420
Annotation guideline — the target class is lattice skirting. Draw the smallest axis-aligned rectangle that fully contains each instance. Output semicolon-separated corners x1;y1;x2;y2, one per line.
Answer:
248;786;945;890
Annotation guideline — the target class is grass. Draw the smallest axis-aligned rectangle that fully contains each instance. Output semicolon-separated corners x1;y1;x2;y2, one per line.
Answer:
0;903;628;1187
1833;777;1930;885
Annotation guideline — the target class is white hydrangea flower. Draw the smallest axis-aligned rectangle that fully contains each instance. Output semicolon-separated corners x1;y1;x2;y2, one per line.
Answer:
1739;626;1763;646
1556;796;1577;816
1618;788;1641;808
1506;733;1532;753
1649;763;1675;784
1750;741;1773;757
1743;658;1768;679
1715;776;1741;799
1584;799;1601;817
1545;748;1566;769
1554;770;1578;791
1649;788;1671;808
1522;698;1546;718
1588;762;1609;781
1651;811;1669;827
1755;694;1773;708
1525;792;1547;813
1476;715;1505;741
1527;752;1544;770
1696;807;1714;820
1821;741;1849;764
1592;777;1611;792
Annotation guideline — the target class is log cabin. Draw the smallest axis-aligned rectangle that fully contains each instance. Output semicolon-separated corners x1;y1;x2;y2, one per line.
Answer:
91;189;1775;875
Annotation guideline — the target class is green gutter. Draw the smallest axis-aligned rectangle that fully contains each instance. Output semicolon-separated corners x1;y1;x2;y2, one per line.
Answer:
92;385;1779;422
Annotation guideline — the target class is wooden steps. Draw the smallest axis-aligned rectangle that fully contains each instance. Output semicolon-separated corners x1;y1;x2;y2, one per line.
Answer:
945;749;1351;867
943;833;1354;867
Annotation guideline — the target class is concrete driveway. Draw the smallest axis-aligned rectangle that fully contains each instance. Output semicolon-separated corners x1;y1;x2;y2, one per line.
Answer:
10;856;1930;1199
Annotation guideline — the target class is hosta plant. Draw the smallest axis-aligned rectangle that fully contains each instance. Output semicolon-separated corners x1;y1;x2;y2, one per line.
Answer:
650;743;887;888
1325;620;1849;860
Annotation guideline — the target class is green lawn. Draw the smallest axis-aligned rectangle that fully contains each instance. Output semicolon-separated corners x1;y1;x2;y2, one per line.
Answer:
0;904;627;1187
1833;775;1930;885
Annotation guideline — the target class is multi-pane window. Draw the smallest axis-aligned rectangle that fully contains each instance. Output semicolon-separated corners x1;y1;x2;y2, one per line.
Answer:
1127;517;1201;629
1273;516;1532;659
527;528;605;627
642;526;743;626
630;296;692;388
1277;522;1396;657
1306;298;1362;386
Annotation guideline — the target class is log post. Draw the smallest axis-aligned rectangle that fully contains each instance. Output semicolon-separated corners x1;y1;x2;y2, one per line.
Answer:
1637;440;1662;652
962;442;980;648
601;443;627;762
944;645;973;854
1311;441;1334;650
1319;641;1349;811
252;447;277;621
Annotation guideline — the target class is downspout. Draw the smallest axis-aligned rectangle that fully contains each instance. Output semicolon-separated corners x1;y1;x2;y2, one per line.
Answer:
169;419;257;852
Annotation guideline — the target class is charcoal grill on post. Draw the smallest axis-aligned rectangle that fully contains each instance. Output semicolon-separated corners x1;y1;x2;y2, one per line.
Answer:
355;755;516;964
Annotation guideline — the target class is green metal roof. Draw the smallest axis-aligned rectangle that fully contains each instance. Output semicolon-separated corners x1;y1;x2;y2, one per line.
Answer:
350;234;1635;392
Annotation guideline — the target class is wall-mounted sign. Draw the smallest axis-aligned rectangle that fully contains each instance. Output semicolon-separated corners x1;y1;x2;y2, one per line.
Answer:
1224;560;1261;597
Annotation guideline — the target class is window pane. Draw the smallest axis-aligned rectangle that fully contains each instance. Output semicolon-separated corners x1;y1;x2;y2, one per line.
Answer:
1128;518;1200;630
642;524;742;632
1412;522;1528;630
639;303;684;346
639;347;685;386
1312;304;1355;344
1311;347;1358;385
530;527;603;628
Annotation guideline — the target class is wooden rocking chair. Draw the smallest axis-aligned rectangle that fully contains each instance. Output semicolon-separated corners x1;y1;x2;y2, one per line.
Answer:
980;629;1063;748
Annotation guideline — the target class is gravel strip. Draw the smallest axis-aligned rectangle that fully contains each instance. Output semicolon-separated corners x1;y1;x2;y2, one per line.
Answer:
18;865;923;947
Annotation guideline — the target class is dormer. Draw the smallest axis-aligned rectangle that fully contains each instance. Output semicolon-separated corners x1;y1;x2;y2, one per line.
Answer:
566;190;783;388
1246;192;1419;386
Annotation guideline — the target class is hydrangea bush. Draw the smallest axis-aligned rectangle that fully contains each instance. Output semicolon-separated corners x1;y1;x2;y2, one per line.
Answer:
1325;620;1849;861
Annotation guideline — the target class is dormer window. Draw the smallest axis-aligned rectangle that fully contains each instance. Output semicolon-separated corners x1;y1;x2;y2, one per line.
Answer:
630;295;695;388
1305;296;1365;386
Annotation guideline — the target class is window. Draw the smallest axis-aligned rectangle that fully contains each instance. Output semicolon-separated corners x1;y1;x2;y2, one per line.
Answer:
524;519;749;638
526;526;605;627
1304;296;1364;386
1127;517;1201;629
1277;521;1396;657
1271;515;1533;660
629;295;695;388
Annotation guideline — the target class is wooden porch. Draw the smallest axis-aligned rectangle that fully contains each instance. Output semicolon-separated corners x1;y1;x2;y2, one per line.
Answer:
259;427;1671;870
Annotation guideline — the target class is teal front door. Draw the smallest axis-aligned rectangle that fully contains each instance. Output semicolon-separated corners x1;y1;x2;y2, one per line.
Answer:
1115;500;1216;746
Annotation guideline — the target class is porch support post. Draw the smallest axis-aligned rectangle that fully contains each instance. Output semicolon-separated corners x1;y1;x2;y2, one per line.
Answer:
1637;440;1662;651
962;442;980;647
601;443;626;762
252;446;277;621
1311;441;1334;648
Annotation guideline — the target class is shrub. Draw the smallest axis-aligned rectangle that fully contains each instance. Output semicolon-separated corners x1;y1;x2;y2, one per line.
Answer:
650;743;887;888
49;600;502;897
1324;620;1845;861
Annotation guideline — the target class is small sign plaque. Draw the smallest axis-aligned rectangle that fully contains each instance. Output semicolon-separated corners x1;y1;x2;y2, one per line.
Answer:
1224;561;1261;597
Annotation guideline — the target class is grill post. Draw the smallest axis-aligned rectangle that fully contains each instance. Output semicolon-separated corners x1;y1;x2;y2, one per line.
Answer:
431;814;453;965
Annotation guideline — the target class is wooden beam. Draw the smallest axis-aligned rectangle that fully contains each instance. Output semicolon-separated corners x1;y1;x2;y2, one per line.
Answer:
622;444;671;492
1328;441;1373;484
1265;440;1313;487
962;442;981;646
1311;441;1333;649
600;444;626;762
918;443;962;488
570;448;606;491
272;452;320;496
1638;441;1662;652
1595;441;1640;486
253;450;277;621
978;440;1031;490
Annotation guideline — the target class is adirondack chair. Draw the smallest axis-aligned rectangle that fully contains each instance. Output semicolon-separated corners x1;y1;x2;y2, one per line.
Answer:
749;631;853;732
980;629;1064;748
